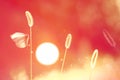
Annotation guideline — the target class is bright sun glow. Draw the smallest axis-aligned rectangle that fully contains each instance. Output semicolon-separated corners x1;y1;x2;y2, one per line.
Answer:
36;42;59;65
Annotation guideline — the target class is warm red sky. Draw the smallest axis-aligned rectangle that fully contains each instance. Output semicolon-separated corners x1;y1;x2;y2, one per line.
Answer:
0;0;120;80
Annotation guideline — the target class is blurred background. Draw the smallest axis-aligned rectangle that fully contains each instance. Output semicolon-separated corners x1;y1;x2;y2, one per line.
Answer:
0;0;120;80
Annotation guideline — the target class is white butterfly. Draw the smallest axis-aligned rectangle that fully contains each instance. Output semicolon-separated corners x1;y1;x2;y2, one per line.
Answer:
10;32;29;48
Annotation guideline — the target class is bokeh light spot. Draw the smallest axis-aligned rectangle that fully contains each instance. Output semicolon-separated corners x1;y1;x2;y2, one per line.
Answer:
36;42;59;65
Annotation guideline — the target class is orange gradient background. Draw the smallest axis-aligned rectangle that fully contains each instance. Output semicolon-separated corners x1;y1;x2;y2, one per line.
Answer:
0;0;120;80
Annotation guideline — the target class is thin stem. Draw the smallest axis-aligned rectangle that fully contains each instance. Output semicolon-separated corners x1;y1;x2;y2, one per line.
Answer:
61;48;67;73
30;27;33;80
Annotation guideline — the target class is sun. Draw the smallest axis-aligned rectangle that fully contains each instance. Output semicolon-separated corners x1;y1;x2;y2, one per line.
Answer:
35;42;59;65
